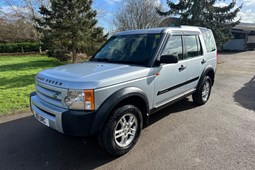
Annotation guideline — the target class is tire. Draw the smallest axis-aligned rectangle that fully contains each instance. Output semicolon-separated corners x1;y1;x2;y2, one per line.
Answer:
98;105;143;156
192;76;212;105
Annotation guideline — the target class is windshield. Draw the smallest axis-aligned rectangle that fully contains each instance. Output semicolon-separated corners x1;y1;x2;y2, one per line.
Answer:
92;34;162;66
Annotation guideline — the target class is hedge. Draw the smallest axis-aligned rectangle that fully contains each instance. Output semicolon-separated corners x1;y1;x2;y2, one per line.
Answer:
0;42;40;53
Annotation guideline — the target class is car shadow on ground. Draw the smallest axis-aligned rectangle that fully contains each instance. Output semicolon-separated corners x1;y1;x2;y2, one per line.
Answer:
147;98;198;126
0;98;197;170
233;76;255;111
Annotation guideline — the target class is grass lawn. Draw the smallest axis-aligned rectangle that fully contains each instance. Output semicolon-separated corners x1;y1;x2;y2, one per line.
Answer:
0;55;64;116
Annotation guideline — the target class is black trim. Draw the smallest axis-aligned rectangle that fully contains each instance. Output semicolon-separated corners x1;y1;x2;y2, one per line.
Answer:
150;33;169;67
30;91;36;112
62;110;96;136
89;87;149;135
157;77;199;96
197;66;215;89
151;90;195;115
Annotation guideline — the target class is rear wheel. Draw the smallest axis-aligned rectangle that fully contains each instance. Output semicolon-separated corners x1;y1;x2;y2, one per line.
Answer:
98;105;142;156
192;76;212;105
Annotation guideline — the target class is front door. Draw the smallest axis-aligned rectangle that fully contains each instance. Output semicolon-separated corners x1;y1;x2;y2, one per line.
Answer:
154;35;188;107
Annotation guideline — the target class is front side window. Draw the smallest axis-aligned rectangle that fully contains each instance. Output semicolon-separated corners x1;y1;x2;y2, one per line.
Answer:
161;35;183;60
92;34;162;65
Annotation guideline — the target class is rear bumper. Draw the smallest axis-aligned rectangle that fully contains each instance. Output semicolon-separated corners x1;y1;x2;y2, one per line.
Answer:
30;92;96;136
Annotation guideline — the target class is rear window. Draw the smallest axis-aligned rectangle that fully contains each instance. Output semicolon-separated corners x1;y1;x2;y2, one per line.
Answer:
184;35;202;58
200;29;216;52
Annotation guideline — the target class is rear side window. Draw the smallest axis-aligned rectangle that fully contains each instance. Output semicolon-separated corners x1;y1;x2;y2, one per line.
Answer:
201;29;216;52
161;36;183;60
184;35;202;58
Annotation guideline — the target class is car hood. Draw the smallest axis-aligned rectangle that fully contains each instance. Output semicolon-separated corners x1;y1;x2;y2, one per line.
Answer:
36;61;153;89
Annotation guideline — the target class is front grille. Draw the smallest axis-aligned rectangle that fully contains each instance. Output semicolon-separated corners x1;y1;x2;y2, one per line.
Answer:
36;81;67;109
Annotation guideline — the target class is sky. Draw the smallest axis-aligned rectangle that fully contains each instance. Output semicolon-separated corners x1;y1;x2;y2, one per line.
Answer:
92;0;255;31
0;0;255;32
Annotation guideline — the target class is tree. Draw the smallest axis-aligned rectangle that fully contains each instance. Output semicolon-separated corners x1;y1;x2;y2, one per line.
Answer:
0;0;50;23
113;0;164;31
0;18;38;42
158;0;242;49
0;0;50;51
35;0;106;62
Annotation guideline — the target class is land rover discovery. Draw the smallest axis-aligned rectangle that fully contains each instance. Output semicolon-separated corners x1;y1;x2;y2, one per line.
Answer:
30;26;217;156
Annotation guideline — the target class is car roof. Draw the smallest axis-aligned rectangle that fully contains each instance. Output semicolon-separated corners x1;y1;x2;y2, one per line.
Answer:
114;26;209;36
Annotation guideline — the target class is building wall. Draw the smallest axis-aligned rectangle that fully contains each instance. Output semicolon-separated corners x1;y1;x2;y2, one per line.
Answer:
223;39;246;51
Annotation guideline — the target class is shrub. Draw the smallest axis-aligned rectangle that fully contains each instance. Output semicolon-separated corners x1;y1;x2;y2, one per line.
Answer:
0;42;40;53
47;49;70;61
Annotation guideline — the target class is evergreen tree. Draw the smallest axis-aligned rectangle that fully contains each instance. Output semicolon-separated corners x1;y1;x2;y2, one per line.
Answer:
35;0;106;62
158;0;242;49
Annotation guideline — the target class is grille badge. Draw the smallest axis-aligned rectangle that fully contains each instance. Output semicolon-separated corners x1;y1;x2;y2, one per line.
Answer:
52;92;59;99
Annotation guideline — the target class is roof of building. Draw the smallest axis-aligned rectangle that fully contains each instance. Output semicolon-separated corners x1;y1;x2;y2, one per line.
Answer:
234;23;255;31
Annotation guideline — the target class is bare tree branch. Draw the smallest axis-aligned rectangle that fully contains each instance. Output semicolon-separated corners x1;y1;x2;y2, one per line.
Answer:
113;0;165;31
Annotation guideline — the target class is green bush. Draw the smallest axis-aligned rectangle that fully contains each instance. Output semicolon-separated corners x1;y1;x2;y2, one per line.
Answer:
47;49;70;61
0;42;40;53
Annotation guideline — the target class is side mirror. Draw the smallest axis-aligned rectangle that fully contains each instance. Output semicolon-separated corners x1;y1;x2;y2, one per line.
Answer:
160;54;178;64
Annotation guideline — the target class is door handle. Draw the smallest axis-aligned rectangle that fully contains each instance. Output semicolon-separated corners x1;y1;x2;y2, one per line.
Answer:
179;65;186;71
201;59;206;64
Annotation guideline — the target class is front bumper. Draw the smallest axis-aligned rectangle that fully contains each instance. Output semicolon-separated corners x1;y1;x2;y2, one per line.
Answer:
30;92;96;136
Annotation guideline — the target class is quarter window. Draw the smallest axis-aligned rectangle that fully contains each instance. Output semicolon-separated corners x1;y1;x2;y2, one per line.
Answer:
162;36;183;60
201;29;216;52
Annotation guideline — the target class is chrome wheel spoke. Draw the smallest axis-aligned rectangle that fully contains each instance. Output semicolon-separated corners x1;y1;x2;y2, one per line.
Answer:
202;90;207;96
120;117;127;126
128;127;136;136
114;113;138;148
115;129;124;139
202;81;210;100
121;135;128;145
128;116;135;126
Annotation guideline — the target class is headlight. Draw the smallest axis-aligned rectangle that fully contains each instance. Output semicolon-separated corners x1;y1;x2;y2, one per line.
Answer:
64;89;95;110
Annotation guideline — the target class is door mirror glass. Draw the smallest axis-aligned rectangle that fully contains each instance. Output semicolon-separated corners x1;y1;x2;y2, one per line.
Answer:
160;54;178;64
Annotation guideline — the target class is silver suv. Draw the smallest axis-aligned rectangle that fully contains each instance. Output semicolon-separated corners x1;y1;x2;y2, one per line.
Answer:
30;26;217;156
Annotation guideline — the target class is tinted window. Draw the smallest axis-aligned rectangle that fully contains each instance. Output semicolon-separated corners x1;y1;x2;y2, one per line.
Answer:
201;29;216;52
162;36;183;60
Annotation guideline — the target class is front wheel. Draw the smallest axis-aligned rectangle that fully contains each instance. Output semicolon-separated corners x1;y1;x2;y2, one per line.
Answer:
192;76;212;105
98;105;143;156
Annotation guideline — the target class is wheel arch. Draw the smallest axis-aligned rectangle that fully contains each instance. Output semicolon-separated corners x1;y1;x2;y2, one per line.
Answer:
197;66;215;89
89;87;149;135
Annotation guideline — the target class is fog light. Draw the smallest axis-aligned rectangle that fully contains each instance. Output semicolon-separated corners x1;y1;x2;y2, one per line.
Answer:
85;101;92;110
64;96;72;106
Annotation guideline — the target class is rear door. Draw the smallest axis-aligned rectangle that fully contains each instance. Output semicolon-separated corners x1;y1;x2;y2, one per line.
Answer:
154;35;189;107
183;34;204;90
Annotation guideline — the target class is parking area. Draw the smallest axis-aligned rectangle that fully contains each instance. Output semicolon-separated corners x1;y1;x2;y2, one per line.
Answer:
0;51;255;170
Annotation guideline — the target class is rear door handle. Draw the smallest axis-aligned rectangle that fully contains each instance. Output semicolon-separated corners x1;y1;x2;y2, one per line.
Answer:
179;65;186;71
201;59;206;64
